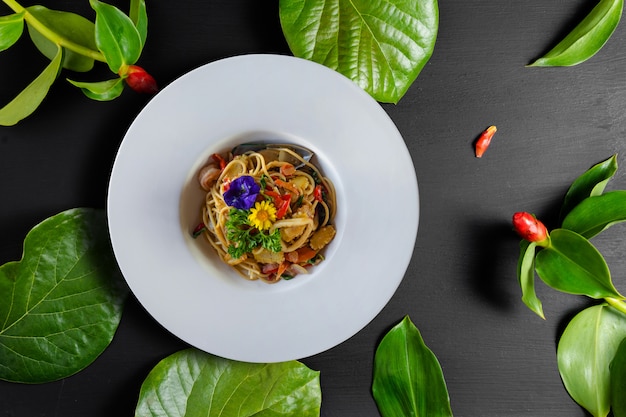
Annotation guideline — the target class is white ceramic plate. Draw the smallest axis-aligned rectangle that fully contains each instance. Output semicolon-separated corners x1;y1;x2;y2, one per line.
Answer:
107;54;418;363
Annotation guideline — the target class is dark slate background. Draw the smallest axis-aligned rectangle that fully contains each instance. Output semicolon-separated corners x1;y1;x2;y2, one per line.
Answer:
2;1;625;416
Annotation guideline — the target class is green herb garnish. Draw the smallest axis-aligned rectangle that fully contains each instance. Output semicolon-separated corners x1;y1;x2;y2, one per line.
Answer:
225;208;281;259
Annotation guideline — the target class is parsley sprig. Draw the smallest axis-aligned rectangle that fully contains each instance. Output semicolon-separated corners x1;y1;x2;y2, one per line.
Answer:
225;208;282;259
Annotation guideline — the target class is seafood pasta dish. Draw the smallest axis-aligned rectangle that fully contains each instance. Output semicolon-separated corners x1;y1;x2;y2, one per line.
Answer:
193;143;337;283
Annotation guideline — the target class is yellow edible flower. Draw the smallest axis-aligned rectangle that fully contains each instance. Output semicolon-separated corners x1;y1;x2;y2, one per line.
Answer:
248;200;277;231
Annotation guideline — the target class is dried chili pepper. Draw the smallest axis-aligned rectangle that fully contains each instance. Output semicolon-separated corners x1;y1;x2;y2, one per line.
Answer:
475;125;497;158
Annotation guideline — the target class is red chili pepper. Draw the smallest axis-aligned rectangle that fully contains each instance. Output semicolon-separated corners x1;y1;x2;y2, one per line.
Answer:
191;222;207;238
275;179;300;195
212;153;227;170
512;212;549;245
123;65;158;94
475;125;497;158
276;194;292;219
314;185;324;202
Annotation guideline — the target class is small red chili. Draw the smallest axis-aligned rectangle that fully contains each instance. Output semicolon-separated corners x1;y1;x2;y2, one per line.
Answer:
192;222;207;238
123;65;158;94
276;194;292;219
314;185;324;202
212;153;227;170
475;125;497;158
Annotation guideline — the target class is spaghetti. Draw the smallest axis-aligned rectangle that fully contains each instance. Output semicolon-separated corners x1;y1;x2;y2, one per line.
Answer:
195;144;336;283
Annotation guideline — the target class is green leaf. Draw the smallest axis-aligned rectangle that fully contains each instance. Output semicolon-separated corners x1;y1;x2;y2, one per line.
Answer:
134;348;321;417
90;0;142;73
529;0;623;67
560;155;618;221
279;0;439;103
610;338;626;417
129;0;147;48
535;229;622;299
557;304;626;417
372;316;453;417
0;44;62;126
516;241;544;319
0;12;25;52
67;77;125;101
0;208;128;383
562;191;626;238
26;5;97;72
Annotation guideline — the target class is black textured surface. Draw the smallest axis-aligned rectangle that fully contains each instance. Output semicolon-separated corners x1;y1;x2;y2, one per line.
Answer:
2;1;626;415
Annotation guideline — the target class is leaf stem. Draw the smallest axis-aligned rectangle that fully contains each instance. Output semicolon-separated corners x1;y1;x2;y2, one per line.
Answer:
606;297;626;315
2;0;106;62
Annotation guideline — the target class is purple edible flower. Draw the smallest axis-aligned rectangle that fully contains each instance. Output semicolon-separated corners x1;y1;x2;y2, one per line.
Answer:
223;175;260;210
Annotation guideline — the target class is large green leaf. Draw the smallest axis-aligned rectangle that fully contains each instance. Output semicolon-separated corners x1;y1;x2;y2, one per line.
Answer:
557;304;626;417
26;5;97;72
279;0;438;103
0;208;128;383
535;229;622;299
90;0;142;73
559;154;618;222
516;241;544;319
562;191;626;238
135;348;321;417
0;12;24;52
372;316;453;417
0;43;62;126
610;338;626;417
529;0;623;66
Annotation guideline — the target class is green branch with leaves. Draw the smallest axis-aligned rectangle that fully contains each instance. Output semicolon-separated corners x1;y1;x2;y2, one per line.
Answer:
0;0;156;126
514;155;626;417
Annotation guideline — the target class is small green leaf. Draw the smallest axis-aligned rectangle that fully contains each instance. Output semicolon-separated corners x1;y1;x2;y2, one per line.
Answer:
0;208;128;383
562;191;626;238
68;77;125;101
557;304;626;417
610;338;626;417
129;0;147;48
535;229;622;299
529;0;623;66
0;44;62;126
26;5;97;72
516;241;544;319
134;348;321;417
372;316;453;417
560;155;618;221
0;12;25;52
90;0;142;73
279;0;439;103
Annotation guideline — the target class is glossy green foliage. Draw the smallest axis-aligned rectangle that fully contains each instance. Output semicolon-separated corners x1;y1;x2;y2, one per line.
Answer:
0;0;149;125
557;305;626;417
517;241;544;318
0;208;128;383
129;0;147;47
0;12;24;51
90;0;142;73
610;338;626;417
535;229;622;299
0;43;61;126
563;191;626;238
68;77;125;101
279;0;439;104
372;316;453;417
530;0;623;66
26;6;97;72
559;155;618;221
134;348;321;417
